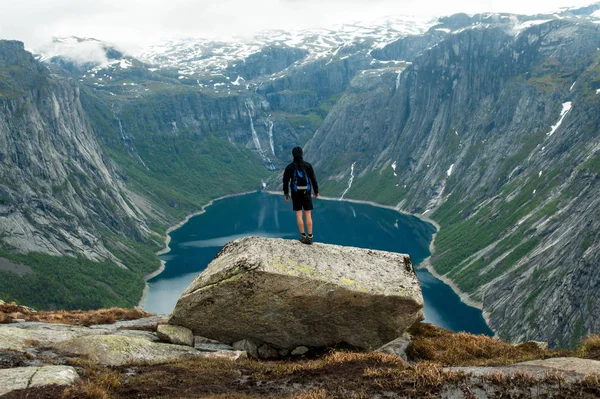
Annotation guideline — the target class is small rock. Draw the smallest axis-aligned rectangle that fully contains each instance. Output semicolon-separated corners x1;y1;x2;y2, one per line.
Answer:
291;346;309;356
200;350;248;361
12;319;26;323
0;299;5;305
195;342;234;352
375;333;412;361
258;343;279;359
157;325;194;346
278;349;290;357
232;339;259;358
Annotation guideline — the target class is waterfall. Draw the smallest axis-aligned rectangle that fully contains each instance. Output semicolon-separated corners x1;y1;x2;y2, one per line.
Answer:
339;162;356;200
265;116;275;156
245;100;275;171
112;105;149;170
395;70;402;90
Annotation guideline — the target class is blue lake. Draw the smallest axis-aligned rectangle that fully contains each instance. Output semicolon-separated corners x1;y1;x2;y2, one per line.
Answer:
143;192;492;335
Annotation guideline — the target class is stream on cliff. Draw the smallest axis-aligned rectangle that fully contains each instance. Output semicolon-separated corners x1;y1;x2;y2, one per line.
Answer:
144;192;492;335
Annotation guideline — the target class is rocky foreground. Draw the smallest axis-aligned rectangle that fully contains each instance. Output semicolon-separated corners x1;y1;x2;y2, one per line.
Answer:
1;239;600;398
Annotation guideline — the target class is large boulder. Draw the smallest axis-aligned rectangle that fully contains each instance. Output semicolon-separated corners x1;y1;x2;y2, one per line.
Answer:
169;237;424;350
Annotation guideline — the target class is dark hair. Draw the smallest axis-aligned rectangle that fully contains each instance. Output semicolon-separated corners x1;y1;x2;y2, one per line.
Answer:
292;146;303;165
292;146;303;158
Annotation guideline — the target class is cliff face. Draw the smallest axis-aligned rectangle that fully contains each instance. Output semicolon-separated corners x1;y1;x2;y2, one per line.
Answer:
0;41;148;262
306;20;600;347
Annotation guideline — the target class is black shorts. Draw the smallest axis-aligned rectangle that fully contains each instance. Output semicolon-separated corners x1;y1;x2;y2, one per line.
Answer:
291;192;313;211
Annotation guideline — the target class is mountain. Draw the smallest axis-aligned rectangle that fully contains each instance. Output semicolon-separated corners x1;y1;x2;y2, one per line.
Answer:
305;8;600;347
0;5;599;347
0;40;159;309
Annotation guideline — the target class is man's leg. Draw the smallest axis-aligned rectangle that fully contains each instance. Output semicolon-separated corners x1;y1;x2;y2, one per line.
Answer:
305;210;313;236
295;211;305;234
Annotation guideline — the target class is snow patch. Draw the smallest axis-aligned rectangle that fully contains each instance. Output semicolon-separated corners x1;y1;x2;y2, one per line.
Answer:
391;161;397;176
447;164;455;177
119;59;132;69
232;76;245;86
570;81;576;91
546;102;572;137
539;170;543;177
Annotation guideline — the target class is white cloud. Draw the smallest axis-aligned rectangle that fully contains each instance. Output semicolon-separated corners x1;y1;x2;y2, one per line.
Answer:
0;0;596;52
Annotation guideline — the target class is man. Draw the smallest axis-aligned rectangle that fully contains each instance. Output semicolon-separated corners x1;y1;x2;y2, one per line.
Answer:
283;146;319;244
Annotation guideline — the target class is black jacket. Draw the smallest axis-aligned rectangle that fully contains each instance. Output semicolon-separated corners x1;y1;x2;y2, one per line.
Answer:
283;160;319;196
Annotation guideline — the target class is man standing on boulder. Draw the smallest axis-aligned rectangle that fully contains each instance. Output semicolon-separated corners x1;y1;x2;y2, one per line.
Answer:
283;146;319;244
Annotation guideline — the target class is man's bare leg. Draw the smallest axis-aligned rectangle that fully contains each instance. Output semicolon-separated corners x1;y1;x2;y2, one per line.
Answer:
296;211;305;234
305;210;313;236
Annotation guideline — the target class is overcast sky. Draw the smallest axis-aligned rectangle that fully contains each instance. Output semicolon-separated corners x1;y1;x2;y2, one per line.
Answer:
1;0;595;51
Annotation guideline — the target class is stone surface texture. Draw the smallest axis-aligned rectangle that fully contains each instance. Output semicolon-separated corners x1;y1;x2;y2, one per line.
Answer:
169;237;423;350
52;334;202;366
0;366;79;396
375;333;412;361
157;324;194;346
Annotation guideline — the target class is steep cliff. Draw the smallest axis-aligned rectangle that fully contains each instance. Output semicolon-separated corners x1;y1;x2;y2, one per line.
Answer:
306;19;600;347
0;40;160;309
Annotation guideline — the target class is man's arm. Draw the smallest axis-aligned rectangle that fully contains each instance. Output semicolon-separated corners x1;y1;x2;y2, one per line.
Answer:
308;164;319;195
283;166;291;196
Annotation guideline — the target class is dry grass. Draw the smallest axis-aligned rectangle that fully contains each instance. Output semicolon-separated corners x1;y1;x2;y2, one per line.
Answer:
578;335;600;360
406;322;571;367
0;303;150;326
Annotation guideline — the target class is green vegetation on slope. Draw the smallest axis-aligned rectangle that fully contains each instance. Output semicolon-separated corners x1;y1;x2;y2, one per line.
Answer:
0;248;145;310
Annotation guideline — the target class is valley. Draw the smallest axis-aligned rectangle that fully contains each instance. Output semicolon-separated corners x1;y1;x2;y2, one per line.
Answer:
0;4;599;348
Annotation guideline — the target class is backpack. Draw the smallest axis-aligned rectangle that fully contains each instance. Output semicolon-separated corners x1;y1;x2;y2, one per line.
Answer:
292;163;311;194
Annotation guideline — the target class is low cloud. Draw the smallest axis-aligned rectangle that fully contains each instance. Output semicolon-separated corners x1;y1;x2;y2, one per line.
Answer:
0;0;595;53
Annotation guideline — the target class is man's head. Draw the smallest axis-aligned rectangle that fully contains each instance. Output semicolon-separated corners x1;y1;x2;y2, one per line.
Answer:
292;146;303;159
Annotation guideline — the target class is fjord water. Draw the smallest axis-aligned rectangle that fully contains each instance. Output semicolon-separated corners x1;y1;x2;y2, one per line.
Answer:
144;192;492;335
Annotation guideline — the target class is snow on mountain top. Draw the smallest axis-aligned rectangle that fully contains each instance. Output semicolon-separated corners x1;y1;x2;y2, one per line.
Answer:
135;15;437;77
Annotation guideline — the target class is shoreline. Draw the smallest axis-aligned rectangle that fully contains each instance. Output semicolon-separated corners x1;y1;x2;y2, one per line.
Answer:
139;190;494;333
266;190;492;329
137;190;258;308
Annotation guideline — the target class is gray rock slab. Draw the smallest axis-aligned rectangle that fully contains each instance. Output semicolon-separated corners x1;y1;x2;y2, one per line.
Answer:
170;237;424;350
114;315;169;331
52;334;203;366
516;357;600;375
29;365;79;388
194;342;234;352
0;367;36;396
0;366;78;396
0;323;111;350
199;350;248;361
114;330;160;342
447;358;600;383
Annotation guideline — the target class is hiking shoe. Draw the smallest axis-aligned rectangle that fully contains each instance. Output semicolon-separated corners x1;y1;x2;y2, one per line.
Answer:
306;236;313;245
299;235;308;244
